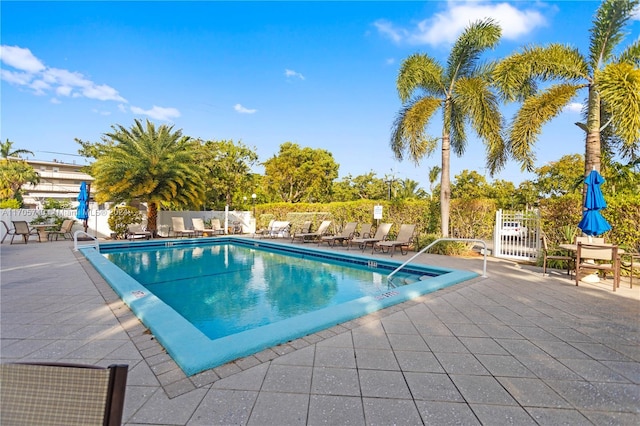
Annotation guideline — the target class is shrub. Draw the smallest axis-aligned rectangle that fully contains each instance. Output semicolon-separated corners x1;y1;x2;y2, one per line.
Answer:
108;206;142;239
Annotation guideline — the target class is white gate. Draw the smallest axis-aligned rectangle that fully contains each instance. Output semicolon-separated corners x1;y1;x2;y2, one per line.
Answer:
494;209;541;262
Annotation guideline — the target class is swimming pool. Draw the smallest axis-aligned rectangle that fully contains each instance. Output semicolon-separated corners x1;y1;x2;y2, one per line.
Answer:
80;237;477;375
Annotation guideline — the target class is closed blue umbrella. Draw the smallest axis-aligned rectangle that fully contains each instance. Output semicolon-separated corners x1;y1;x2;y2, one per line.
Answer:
577;170;611;236
76;182;90;232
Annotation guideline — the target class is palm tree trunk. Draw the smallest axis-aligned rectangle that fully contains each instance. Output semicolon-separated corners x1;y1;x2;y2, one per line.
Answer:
585;85;601;175
147;202;158;237
440;134;451;238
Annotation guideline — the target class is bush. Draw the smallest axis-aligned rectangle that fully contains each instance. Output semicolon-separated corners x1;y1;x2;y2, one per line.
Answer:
0;199;21;209
108;206;142;239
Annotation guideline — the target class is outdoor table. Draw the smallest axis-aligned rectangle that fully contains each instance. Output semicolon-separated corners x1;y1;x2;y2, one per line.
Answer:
560;243;625;283
30;224;54;242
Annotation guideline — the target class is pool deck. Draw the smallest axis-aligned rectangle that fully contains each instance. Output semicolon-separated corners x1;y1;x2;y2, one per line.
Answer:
1;237;638;425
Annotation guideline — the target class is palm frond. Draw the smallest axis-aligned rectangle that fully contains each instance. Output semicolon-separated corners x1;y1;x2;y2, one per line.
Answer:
397;53;445;102
510;84;582;171
449;103;467;157
618;37;640;67
493;44;588;102
447;18;501;82
390;97;441;164
589;0;639;70
598;63;640;145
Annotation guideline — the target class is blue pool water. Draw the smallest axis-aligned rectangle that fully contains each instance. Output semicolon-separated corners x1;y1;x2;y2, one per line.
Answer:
81;237;477;375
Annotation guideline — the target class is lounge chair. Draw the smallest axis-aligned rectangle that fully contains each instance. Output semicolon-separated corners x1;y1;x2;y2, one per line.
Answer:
291;220;312;237
348;222;392;252
374;224;416;256
0;362;128;426
192;218;224;237
320;221;358;247
1;220;15;244
356;223;373;240
291;220;332;243
268;221;290;238
49;219;75;241
10;220;40;244
126;223;152;240
254;219;276;238
171;217;196;238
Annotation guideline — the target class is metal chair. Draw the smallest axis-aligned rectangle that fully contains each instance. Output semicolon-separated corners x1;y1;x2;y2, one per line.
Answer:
575;242;620;291
541;234;574;276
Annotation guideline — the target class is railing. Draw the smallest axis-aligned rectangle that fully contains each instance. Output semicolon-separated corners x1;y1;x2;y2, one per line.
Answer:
73;230;99;251
387;238;489;287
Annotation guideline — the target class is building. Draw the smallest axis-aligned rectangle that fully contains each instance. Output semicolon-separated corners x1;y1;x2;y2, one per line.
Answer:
20;158;94;209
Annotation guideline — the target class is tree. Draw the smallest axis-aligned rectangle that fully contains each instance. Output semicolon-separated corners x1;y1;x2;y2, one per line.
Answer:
395;178;428;200
451;170;490;200
263;142;338;203
0;158;40;201
493;0;640;178
1;139;34;159
534;154;584;198
428;165;441;200
87;119;205;235
390;19;505;237
331;172;388;201
198;139;258;209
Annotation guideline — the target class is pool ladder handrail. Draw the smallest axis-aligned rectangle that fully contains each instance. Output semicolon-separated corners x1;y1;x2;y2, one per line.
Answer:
387;238;488;287
73;230;99;251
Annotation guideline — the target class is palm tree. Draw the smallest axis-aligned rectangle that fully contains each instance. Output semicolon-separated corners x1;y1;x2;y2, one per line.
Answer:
428;165;441;200
493;0;640;177
1;139;34;159
391;19;505;237
91;119;205;235
0;159;40;199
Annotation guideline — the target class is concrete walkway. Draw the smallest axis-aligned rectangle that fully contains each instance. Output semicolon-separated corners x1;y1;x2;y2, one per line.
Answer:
1;238;638;425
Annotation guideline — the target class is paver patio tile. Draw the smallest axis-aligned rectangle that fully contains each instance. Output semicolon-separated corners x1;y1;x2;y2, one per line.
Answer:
459;337;509;355
601;360;640;384
126;359;162;386
308;395;364;426
525;407;591;425
271;344;316;366
434;352;490;375
470;404;537;425
354;348;400;370
476;323;525;339
581;410;640;425
129;386;208;425
394;350;444;373
314;346;356;368
315;332;353;348
362;397;422;425
414;400;480;425
495;339;549;358
311;367;360;396
450;375;518;405
404;372;464;402
261;364;312;393
561;358;631;382
496;377;572;408
414;321;454;337
387;333;429;351
211;362;269;391
359;369;411;399
511;326;562;341
545;327;595;343
247;392;308;426
445;322;488;337
187;389;258;425
569;342;634;362
423;335;469;353
544;379;640;413
518;356;587;381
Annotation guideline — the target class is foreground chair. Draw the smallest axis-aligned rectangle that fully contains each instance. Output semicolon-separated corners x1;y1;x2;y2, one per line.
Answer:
1;220;15;244
349;223;392;252
171;217;196;238
0;362;128;426
374;224;416;256
575;242;620;291
49;219;75;241
192;218;223;237
320;221;358;247
291;220;332;243
541;234;573;276
10;220;40;244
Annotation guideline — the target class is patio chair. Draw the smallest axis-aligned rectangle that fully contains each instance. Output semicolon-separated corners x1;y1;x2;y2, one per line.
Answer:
126;223;152;240
171;217;196;238
10;220;40;244
192;218;222;237
541;234;573;276
291;220;332;243
575;242;621;291
348;222;392;252
0;362;128;426
356;223;373;240
1;220;15;244
320;221;358;247
374;224;416;257
254;219;275;238
49;219;75;241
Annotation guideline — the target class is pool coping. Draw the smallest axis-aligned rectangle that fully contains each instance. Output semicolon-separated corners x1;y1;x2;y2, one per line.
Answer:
80;237;478;376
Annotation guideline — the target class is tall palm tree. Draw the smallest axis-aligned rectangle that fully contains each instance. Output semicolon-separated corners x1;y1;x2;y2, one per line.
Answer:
493;0;640;177
428;165;441;200
91;119;205;235
1;139;34;159
391;19;505;237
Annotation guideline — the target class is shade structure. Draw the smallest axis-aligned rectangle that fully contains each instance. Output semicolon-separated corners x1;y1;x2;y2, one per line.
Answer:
577;170;611;236
76;182;90;233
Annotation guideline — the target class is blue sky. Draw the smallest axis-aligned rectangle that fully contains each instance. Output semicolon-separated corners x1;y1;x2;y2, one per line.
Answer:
2;1;639;189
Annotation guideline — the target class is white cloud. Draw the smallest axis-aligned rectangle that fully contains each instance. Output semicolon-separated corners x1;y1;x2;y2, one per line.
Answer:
632;6;640;21
0;44;127;102
564;102;583;113
285;69;305;80
234;103;257;114
0;45;45;72
130;105;181;121
375;1;547;46
385;58;395;65
50;98;61;104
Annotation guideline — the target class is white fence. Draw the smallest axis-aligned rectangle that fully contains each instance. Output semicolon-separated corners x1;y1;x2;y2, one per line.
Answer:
0;208;254;241
493;209;541;262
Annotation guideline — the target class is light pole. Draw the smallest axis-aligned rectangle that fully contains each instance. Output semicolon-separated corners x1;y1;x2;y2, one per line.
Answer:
251;193;257;218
